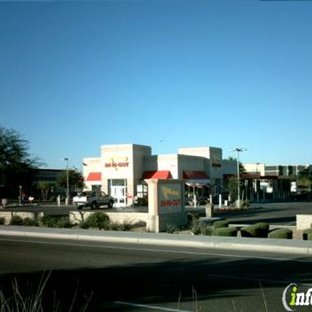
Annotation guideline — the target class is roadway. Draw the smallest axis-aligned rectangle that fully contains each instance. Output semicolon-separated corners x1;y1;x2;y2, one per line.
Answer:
0;235;312;312
1;201;312;311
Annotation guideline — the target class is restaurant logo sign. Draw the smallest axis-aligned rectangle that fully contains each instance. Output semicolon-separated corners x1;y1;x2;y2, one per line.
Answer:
159;184;182;213
105;156;129;170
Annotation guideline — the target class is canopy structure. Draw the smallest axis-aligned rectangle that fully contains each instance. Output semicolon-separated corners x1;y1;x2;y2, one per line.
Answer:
141;170;172;180
183;170;210;187
183;171;210;207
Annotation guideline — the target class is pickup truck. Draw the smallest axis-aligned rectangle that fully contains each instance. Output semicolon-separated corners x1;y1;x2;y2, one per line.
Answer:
72;191;115;210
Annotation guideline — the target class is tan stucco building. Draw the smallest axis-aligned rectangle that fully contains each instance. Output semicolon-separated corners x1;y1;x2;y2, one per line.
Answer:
82;143;235;206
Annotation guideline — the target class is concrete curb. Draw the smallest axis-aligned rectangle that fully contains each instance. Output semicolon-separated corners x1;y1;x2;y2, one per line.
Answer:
1;226;312;255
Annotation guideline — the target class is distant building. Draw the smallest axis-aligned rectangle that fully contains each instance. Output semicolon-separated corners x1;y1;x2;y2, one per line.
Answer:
243;163;312;201
30;169;63;199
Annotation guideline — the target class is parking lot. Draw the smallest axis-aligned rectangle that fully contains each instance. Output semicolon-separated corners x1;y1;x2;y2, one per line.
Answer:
2;200;312;226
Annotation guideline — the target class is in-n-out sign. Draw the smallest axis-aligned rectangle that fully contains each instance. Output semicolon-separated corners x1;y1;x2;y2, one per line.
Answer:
160;199;181;207
105;156;129;169
105;162;129;168
159;184;182;212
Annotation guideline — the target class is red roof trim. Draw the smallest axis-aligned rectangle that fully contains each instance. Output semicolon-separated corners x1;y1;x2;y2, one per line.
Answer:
86;172;102;181
142;170;172;179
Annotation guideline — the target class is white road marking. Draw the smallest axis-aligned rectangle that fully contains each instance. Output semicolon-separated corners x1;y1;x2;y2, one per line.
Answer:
114;301;192;311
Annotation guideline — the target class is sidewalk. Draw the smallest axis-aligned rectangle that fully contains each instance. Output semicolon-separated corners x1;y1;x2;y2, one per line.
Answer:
1;225;312;256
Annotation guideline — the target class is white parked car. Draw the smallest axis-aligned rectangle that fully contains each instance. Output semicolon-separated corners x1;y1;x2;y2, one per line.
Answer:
72;191;115;210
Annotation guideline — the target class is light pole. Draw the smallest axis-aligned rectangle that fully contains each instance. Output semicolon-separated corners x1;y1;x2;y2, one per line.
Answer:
19;185;22;206
231;148;247;208
64;157;69;205
255;162;260;202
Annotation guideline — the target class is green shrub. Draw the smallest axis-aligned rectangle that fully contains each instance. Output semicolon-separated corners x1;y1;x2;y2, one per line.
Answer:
213;227;238;237
0;217;5;225
107;221;133;231
10;215;24;226
40;215;57;227
23;217;39;226
166;223;178;233
241;222;269;238
268;228;293;239
302;228;312;240
191;222;202;235
188;212;200;223
55;216;71;228
39;215;71;228
213;220;229;229
241;200;250;208
80;212;110;230
255;222;270;237
308;233;312;241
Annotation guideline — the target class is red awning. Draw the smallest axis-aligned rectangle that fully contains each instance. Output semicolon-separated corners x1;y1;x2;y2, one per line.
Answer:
86;172;102;181
183;171;209;180
141;170;172;179
183;170;210;186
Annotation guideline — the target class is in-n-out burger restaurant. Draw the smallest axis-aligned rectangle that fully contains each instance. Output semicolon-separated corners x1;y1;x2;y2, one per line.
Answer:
83;144;228;207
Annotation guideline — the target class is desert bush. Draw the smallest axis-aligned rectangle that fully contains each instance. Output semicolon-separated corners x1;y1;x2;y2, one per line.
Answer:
191;222;213;236
213;220;229;229
23;217;39;226
0;271;91;312
80;212;110;230
110;221;133;231
40;215;71;228
10;215;24;226
187;212;200;223
240;222;269;238
166;223;179;233
268;228;293;239
241;200;250;208
55;216;71;228
213;227;238;237
40;215;58;227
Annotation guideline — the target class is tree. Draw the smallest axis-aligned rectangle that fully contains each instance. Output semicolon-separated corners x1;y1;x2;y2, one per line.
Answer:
223;157;247;204
36;181;54;201
298;167;312;193
227;156;246;174
223;176;238;204
0;125;42;198
57;169;84;194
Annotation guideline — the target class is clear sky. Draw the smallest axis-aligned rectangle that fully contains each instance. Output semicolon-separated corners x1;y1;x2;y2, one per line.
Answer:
1;0;312;171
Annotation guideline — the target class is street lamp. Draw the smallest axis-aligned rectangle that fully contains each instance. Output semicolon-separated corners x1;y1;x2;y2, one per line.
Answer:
64;157;69;205
19;185;22;206
231;148;247;208
255;162;260;202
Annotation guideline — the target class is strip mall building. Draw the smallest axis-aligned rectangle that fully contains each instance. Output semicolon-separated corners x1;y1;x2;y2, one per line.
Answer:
82;144;236;206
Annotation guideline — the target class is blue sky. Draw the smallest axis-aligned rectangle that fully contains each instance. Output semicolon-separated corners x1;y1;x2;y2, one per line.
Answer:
1;0;312;171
